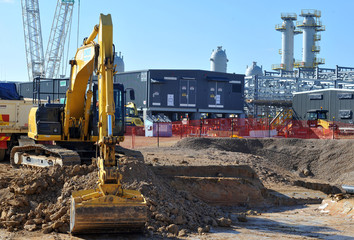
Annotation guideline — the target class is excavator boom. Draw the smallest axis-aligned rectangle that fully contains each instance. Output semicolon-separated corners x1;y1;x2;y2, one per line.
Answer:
69;14;147;234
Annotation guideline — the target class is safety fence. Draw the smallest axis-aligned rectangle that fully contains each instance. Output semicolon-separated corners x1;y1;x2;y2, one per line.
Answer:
122;118;354;148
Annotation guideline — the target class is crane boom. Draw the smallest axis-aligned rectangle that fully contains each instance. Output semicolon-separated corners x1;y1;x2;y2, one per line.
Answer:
21;0;45;81
21;0;74;81
44;0;74;79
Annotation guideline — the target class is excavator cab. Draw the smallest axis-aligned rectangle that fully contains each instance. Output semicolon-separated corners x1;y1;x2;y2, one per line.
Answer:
92;83;125;138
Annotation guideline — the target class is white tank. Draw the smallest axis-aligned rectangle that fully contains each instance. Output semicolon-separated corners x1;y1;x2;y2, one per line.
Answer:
245;62;263;76
210;46;228;73
114;52;125;73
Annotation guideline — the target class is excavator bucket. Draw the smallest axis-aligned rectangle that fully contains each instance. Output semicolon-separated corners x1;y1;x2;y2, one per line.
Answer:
70;188;147;234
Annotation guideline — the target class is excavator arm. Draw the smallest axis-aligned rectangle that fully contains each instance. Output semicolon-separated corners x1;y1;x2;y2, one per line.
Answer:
69;14;147;234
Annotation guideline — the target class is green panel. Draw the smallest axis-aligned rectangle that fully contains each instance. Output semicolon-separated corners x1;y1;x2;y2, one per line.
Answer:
60;80;67;87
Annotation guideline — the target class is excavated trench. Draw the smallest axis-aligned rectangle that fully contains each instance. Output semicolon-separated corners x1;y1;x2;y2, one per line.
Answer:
152;165;267;206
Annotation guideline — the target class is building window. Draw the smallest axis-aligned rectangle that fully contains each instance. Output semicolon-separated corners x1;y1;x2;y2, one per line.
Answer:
338;93;353;99
339;110;352;119
309;94;322;100
232;84;241;93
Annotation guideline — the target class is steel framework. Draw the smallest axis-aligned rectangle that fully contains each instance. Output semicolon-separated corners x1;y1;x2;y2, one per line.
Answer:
21;0;45;82
44;0;74;79
21;0;74;81
244;66;354;117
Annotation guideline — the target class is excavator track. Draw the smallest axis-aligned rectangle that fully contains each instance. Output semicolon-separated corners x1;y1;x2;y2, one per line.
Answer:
10;144;81;167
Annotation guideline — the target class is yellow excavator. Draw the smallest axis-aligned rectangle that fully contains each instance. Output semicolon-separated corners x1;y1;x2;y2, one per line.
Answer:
11;14;147;233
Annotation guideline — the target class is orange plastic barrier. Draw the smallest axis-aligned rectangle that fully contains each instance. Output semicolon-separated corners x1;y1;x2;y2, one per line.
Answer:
123;118;354;149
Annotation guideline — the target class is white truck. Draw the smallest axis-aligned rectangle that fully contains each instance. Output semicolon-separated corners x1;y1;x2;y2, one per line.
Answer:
0;83;33;161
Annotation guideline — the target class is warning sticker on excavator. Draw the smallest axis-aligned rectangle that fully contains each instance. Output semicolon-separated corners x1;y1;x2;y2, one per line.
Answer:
0;114;9;126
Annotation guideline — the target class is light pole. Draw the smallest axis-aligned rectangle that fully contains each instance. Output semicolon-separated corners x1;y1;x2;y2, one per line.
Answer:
332;116;335;140
231;116;234;138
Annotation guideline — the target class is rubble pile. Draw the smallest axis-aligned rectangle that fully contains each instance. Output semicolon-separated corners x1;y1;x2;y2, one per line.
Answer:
0;150;232;237
0;164;96;233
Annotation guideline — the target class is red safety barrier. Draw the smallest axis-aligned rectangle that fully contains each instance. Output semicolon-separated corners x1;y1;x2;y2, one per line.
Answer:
121;118;354;149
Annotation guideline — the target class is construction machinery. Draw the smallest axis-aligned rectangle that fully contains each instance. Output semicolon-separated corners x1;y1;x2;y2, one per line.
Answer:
306;108;330;129
125;102;144;127
12;14;147;233
0;83;34;161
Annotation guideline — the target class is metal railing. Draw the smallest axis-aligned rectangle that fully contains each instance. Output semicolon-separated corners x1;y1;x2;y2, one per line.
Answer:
300;9;321;18
272;64;286;70
314;34;321;41
315;58;325;65
281;13;297;20
296;20;323;28
275;24;286;30
312;45;321;52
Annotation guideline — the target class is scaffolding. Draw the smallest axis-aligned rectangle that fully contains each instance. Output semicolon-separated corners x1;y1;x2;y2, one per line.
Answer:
244;66;354;116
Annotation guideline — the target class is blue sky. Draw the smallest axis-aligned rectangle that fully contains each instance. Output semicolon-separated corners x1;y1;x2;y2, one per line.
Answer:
0;0;353;81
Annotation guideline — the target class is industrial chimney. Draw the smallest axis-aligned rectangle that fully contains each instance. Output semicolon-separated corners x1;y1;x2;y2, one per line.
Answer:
273;13;300;71
295;9;325;69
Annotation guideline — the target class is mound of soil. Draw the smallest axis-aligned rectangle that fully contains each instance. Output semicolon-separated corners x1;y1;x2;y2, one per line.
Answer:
175;138;354;185
0;164;97;233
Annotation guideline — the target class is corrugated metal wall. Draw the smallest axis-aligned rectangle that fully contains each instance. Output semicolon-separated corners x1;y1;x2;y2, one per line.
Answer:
293;90;354;124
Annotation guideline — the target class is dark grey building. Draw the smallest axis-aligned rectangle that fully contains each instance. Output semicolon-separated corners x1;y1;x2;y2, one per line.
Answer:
293;89;354;124
18;78;69;102
115;69;244;120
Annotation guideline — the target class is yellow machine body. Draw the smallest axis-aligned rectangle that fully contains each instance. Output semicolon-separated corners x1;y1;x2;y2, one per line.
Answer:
27;26;98;143
28;107;62;141
125;102;144;127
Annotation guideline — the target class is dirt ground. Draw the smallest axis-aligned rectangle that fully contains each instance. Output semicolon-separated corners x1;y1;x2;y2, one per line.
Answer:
0;137;353;239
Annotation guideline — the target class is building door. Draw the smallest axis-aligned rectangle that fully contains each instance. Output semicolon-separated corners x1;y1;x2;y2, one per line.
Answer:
151;83;161;106
216;82;224;107
208;82;224;107
180;80;197;107
180;80;188;106
188;80;196;107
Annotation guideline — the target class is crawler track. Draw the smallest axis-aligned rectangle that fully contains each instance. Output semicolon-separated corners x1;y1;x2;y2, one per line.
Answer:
10;144;81;167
